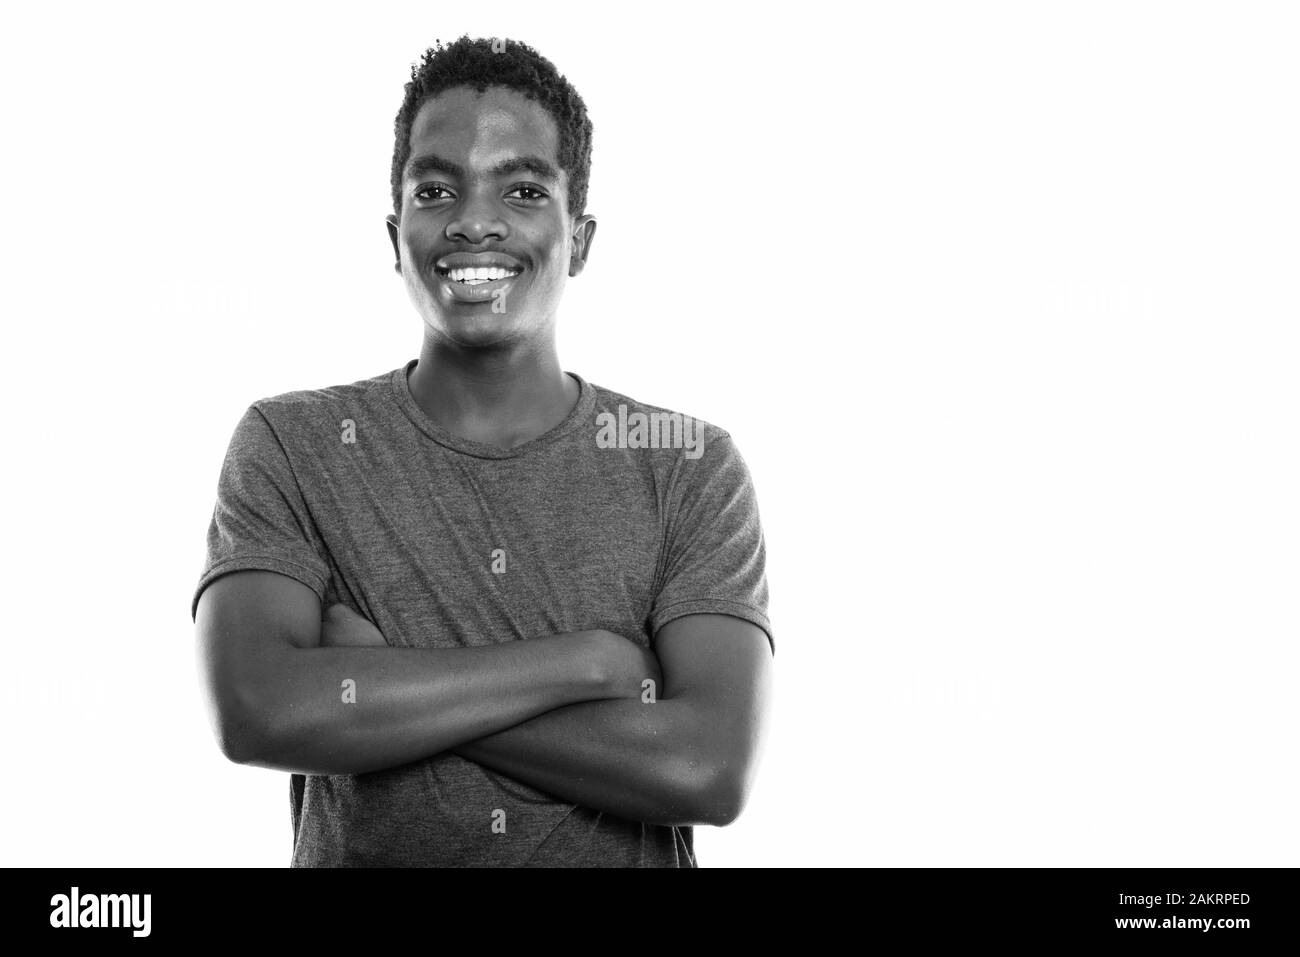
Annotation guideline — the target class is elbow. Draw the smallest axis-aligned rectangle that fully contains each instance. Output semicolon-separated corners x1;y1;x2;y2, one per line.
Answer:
208;680;272;766
690;763;751;827
215;723;255;766
215;716;260;766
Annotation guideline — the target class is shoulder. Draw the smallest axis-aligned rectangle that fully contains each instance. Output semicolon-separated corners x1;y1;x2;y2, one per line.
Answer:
586;381;734;456
248;367;397;432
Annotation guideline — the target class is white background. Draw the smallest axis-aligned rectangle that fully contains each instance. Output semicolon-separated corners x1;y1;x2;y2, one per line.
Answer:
1;1;1296;867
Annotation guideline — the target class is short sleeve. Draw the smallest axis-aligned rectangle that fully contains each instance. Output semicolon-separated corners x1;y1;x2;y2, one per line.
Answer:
649;433;773;653
191;405;332;621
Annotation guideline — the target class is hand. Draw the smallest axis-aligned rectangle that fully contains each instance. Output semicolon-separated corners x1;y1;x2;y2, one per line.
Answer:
320;603;389;648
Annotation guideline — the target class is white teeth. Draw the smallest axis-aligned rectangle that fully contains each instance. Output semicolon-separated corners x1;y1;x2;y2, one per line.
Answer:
447;265;519;284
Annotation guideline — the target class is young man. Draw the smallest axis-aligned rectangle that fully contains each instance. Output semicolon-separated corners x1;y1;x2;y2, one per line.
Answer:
192;36;773;867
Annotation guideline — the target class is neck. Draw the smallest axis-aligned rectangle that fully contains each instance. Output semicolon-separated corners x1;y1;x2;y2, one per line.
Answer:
407;330;579;450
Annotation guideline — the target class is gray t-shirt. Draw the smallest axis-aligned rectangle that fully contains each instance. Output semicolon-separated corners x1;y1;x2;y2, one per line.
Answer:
192;359;772;867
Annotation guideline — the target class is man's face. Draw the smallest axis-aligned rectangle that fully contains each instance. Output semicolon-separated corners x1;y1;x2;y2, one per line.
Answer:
387;85;595;349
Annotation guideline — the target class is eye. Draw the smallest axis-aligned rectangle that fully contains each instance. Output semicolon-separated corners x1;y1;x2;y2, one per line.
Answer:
507;185;548;203
414;184;453;202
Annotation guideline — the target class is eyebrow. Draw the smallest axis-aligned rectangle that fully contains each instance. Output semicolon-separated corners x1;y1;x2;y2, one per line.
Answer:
404;152;560;183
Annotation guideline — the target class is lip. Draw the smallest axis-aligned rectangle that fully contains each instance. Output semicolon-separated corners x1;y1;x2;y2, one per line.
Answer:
433;252;526;306
439;271;521;304
435;252;525;272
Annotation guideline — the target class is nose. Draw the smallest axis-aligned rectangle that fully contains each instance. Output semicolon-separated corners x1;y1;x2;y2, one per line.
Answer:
445;186;507;244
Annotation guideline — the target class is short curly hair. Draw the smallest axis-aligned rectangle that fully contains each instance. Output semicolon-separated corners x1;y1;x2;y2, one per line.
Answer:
390;36;593;220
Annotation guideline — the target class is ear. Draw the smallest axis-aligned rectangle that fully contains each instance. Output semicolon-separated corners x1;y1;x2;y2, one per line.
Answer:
568;215;597;278
385;214;402;274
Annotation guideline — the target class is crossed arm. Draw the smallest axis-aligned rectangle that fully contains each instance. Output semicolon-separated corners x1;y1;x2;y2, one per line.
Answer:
451;613;771;826
196;570;772;826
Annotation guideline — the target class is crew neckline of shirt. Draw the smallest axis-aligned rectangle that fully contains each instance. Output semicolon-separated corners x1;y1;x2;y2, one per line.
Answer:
389;358;597;460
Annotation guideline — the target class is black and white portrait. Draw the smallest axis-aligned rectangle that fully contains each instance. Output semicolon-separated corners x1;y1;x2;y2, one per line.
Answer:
2;0;1295;900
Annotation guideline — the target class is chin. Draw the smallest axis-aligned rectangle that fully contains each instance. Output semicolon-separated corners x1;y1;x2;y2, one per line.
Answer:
431;316;527;349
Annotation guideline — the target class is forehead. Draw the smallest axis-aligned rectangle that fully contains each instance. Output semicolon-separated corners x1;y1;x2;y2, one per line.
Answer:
407;86;560;171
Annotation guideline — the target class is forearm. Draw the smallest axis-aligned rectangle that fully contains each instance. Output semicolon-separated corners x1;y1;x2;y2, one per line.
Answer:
453;695;740;826
228;635;608;775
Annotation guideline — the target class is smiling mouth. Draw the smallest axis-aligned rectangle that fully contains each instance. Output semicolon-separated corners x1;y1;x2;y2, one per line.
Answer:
440;266;522;285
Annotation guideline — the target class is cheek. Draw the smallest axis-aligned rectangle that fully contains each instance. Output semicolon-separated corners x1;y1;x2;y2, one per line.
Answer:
538;240;573;275
402;219;437;252
536;259;570;290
